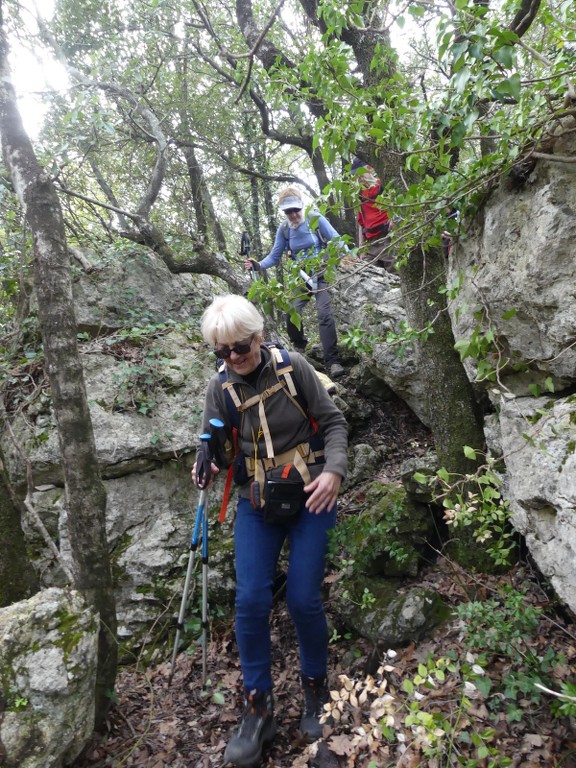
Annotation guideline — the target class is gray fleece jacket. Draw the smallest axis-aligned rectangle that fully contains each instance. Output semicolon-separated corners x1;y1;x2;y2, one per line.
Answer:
201;346;348;498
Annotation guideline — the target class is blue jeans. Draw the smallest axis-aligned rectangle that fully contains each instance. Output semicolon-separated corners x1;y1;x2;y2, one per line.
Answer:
234;496;337;692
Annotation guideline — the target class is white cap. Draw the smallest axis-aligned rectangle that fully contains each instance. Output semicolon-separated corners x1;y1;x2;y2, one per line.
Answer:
279;195;303;211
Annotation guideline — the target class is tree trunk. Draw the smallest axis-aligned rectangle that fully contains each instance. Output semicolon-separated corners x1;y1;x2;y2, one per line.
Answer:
0;19;117;727
399;246;500;569
182;144;228;252
0;441;38;606
399;246;486;473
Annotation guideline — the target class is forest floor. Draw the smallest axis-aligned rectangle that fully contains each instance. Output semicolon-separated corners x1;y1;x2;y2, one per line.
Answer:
72;398;576;768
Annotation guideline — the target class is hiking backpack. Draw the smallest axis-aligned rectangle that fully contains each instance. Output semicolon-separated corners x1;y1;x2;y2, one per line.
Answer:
215;343;331;520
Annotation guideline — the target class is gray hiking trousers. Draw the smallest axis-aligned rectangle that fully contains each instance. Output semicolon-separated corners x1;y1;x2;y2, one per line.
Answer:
285;276;339;365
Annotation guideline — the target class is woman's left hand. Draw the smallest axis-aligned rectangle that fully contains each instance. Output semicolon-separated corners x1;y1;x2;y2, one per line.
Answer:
304;471;342;513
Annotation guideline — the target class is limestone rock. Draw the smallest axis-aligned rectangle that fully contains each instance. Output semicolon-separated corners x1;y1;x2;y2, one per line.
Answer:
498;393;576;614
448;118;576;391
332;265;430;424
0;588;98;768
72;246;216;333
334;577;449;649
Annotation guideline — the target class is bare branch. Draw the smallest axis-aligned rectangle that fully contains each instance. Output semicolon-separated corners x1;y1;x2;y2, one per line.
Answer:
508;0;542;37
531;151;576;163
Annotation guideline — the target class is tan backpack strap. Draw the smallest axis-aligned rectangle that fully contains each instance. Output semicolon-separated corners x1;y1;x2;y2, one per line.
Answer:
293;450;312;485
258;397;274;457
270;345;299;398
268;346;309;420
235;381;285;458
244;441;323;482
219;346;312;469
254;460;266;508
238;381;285;413
221;378;243;409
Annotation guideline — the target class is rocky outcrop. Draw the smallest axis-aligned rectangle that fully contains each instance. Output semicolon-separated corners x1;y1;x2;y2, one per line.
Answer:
72;247;217;334
331;264;431;425
448;117;576;614
0;588;98;768
448;119;576;392
2;247;236;643
497;394;576;611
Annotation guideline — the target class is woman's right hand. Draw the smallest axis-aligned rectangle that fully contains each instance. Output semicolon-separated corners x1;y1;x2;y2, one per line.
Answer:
191;461;220;489
245;258;259;271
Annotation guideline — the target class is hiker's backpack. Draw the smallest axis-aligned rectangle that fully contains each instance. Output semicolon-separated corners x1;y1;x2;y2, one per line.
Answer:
216;343;331;520
281;213;329;257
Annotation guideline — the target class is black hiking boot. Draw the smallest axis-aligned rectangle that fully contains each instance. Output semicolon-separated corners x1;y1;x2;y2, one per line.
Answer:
300;674;331;742
224;689;277;767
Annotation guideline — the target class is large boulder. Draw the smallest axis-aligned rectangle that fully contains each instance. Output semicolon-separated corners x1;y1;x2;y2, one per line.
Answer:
72;246;216;333
1;250;237;645
446;117;576;612
497;393;576;614
448;118;576;392
3;328;211;489
332;264;430;424
333;578;449;650
0;588;98;768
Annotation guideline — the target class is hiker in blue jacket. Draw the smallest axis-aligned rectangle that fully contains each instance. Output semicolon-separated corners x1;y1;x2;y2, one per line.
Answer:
245;186;346;379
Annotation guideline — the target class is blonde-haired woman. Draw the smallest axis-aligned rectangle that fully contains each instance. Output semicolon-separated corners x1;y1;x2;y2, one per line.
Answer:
245;187;346;379
196;293;348;766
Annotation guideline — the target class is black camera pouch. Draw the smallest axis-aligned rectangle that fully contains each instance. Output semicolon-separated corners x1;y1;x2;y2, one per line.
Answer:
262;465;305;525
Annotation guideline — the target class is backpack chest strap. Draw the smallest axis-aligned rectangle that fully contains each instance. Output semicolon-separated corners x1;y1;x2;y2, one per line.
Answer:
219;346;310;461
232;380;285;458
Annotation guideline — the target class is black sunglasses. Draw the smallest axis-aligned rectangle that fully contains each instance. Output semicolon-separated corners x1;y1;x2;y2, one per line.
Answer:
214;336;254;359
284;208;302;215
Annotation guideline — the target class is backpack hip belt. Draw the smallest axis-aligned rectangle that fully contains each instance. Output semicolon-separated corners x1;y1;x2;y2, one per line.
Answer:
245;441;325;478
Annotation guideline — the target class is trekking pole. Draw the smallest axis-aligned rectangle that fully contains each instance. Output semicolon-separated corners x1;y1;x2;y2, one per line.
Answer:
241;230;258;284
201;484;210;687
168;418;224;686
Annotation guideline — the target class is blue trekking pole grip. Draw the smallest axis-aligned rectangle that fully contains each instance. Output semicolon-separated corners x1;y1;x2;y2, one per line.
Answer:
207;417;226;470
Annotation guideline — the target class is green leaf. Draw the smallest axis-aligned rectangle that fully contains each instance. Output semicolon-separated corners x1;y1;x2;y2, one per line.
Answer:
469;42;484;59
496;73;522;101
474;675;492;697
493;45;515;69
454;339;471;359
528;383;541;397
408;4;425;18
453;66;472;94
437;467;450;482
507;73;522;101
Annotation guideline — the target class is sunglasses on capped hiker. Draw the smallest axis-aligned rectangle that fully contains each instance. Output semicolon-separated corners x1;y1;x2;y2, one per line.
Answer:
284;208;301;215
214;336;254;359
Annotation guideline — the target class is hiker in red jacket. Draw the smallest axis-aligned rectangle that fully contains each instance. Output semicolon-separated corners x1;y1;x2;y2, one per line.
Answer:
351;157;396;273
